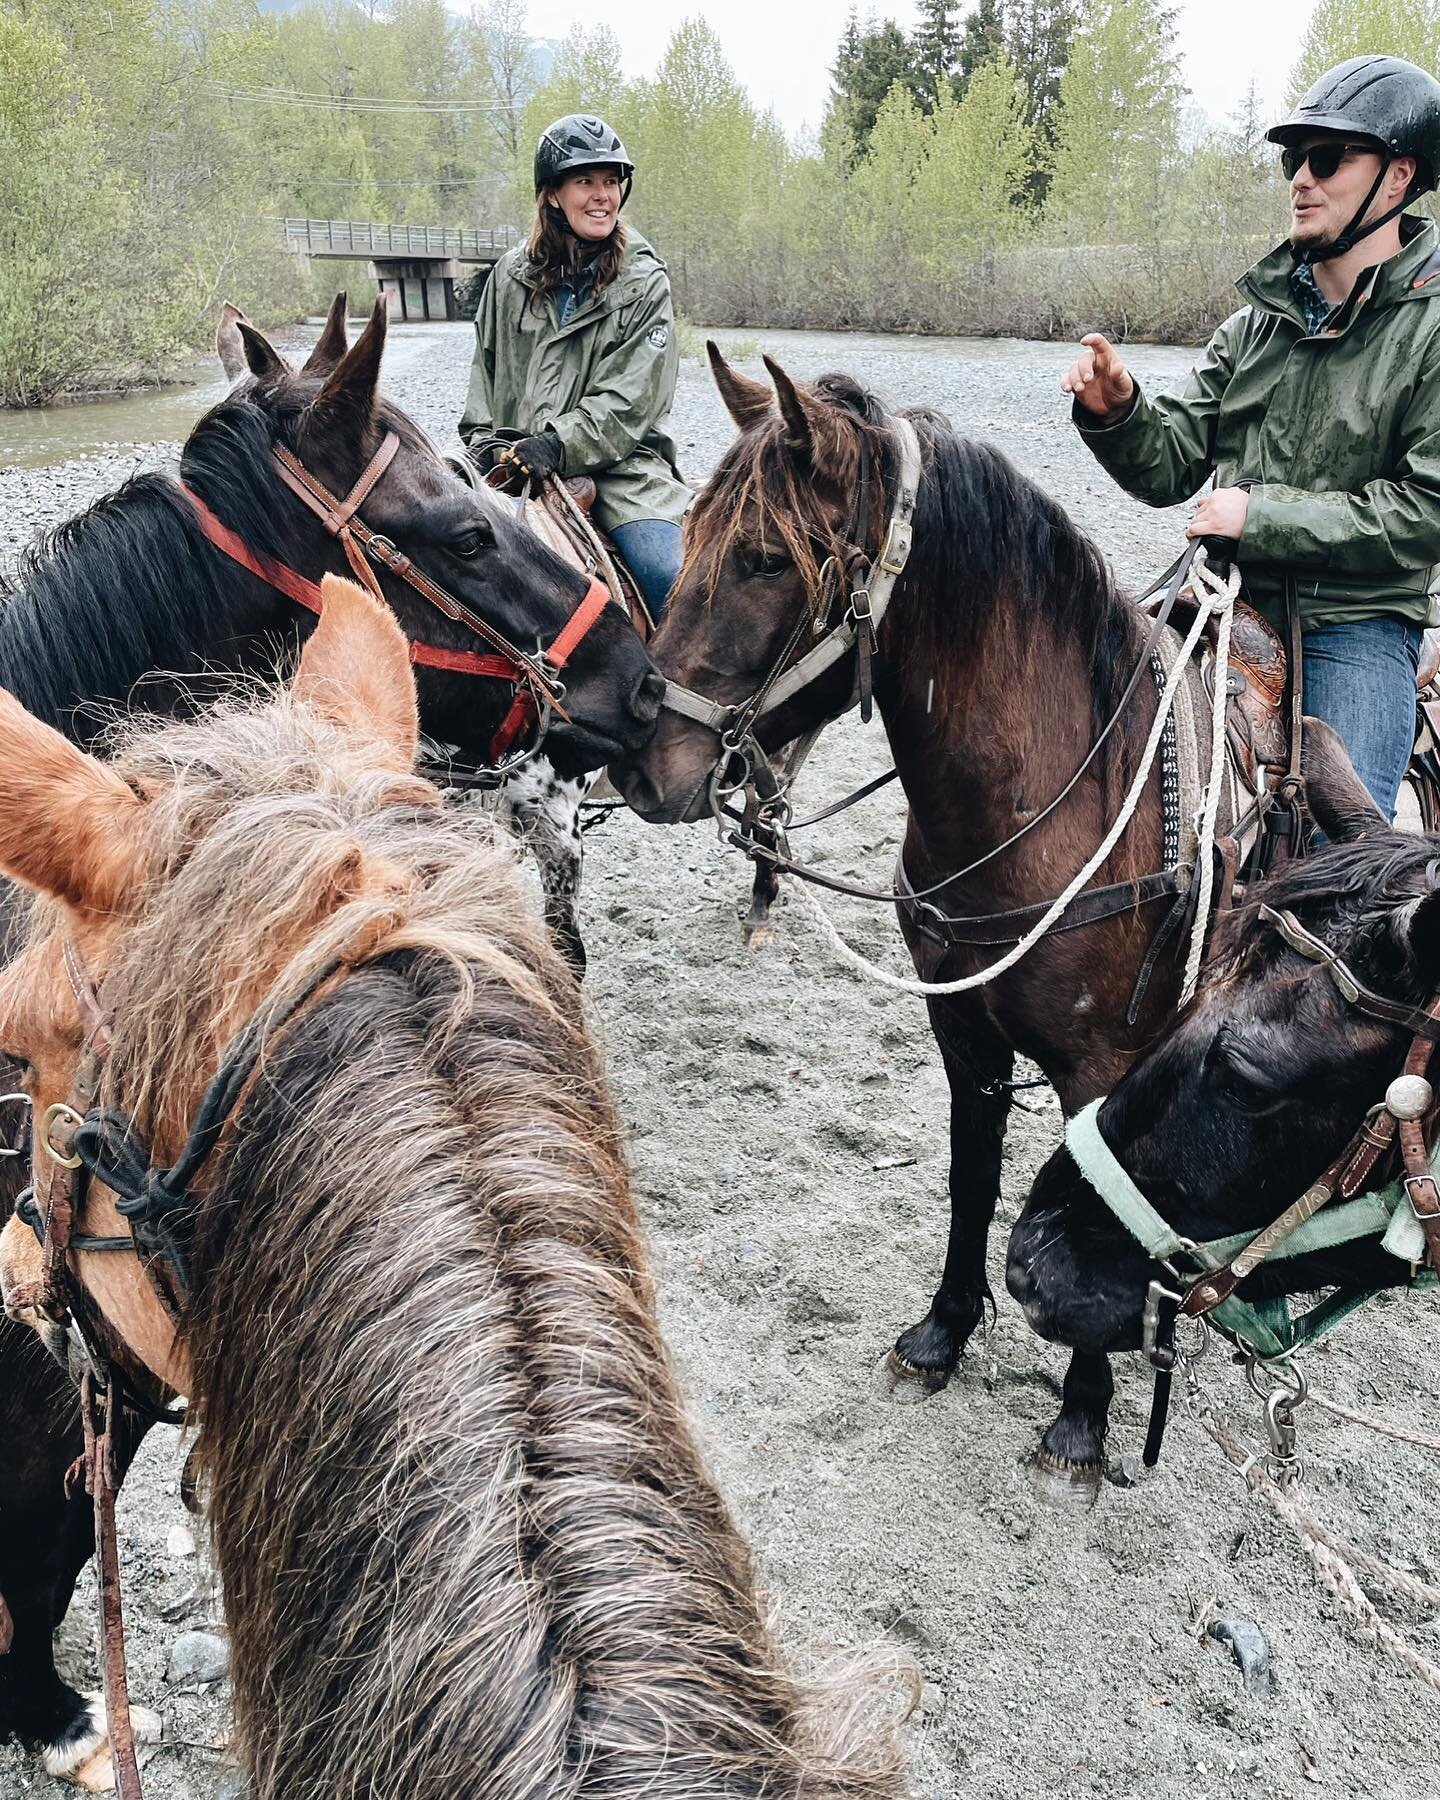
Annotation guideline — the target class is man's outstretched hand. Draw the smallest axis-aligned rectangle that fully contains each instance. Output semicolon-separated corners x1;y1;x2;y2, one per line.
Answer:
1060;333;1135;420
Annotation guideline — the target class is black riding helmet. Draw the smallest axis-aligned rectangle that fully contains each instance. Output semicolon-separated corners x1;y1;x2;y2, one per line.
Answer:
1267;56;1440;263
534;114;635;209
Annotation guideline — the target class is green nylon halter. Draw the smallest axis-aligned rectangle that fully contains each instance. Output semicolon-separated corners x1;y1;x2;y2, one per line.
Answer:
1065;1099;1437;1359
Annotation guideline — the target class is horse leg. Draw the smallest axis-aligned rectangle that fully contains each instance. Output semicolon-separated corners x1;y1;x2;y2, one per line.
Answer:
743;824;782;949
498;761;590;977
0;1327;160;1785
1032;1350;1113;1511
885;997;1012;1398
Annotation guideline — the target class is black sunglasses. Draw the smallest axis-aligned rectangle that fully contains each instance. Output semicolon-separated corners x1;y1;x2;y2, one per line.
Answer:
1281;141;1375;181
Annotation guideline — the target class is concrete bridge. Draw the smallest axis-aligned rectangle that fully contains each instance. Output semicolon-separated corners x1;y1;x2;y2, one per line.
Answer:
280;218;520;321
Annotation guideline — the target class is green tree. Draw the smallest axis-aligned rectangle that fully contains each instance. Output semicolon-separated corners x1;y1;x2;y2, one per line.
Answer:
1045;0;1182;238
829;13;921;156
1006;0;1077;198
912;0;963;106
0;8;133;403
959;0;1008;90
906;50;1035;267
1290;0;1440;99
846;79;930;274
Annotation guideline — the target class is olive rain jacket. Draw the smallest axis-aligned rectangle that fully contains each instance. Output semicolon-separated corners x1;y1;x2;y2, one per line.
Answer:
1075;215;1440;631
459;230;689;536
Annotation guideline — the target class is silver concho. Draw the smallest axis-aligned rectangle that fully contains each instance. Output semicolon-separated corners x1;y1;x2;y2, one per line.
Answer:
1384;1074;1434;1121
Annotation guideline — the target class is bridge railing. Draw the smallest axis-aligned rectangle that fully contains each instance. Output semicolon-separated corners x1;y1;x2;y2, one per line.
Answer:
280;218;519;259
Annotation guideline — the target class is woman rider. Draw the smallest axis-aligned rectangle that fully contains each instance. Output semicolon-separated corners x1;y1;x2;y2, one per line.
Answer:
459;114;689;619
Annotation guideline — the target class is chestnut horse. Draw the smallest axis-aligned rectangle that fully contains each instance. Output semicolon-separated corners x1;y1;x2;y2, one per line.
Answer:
617;348;1347;1506
0;577;904;1798
0;292;662;1778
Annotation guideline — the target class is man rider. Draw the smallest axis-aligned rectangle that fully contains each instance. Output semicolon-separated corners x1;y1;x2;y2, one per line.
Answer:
1061;55;1440;818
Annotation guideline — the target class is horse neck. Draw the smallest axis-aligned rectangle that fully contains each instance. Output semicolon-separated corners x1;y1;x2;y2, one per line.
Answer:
875;541;1162;900
0;476;294;742
184;957;894;1800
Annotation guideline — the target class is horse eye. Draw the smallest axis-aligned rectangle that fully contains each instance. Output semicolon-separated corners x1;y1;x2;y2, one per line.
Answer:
1207;1031;1281;1118
749;550;790;580
451;527;491;559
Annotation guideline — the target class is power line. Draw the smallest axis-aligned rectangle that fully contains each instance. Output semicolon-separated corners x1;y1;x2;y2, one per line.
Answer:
200;82;513;117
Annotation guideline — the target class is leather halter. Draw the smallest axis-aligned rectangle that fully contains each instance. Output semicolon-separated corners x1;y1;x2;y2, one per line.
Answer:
660;415;924;813
181;429;612;773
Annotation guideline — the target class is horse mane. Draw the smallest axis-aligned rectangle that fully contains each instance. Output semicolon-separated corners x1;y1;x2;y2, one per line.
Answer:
1;388;432;742
53;692;905;1798
682;372;1145;741
1214;830;1440;994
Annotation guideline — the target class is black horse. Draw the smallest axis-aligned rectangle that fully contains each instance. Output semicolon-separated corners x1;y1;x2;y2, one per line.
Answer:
1008;743;1432;1360
0;293;660;1777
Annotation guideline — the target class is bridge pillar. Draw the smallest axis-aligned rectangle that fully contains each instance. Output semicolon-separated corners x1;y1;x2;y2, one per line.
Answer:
368;259;460;322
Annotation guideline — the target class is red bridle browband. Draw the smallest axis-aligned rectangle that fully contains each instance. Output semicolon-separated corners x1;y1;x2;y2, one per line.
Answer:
180;429;612;767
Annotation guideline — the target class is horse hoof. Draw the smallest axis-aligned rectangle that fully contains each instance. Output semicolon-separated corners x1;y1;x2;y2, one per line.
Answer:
48;1694;162;1791
1028;1447;1103;1512
878;1347;951;1404
745;923;776;951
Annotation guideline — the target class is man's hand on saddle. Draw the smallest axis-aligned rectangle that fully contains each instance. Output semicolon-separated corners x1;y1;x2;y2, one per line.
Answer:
1187;486;1250;543
1060;333;1135;421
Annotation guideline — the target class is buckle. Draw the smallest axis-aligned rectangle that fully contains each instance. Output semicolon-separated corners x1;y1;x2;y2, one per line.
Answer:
877;518;913;576
1141;1278;1181;1370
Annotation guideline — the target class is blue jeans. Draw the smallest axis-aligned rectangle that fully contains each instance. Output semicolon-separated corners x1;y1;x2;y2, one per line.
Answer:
1302;618;1422;820
611;518;683;619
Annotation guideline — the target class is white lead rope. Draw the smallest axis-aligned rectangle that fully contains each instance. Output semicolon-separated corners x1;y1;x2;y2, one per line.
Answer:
787;548;1241;1000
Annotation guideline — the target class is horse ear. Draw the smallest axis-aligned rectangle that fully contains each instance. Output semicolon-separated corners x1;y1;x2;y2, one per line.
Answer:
301;293;349;376
293;575;418;773
216;302;253;382
762;355;853;483
236;320;292;386
1302;718;1387;843
0;690;145;916
707;341;774;430
311;297;387;430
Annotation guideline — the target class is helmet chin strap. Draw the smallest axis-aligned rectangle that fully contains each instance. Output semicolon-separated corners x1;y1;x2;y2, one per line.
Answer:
1294;154;1408;264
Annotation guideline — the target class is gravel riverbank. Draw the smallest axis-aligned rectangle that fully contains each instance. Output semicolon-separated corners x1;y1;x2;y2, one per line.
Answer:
1;321;1437;1800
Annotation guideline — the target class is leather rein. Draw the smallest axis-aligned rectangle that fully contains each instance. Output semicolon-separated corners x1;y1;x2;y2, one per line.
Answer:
181;429;611;777
1067;900;1440;1469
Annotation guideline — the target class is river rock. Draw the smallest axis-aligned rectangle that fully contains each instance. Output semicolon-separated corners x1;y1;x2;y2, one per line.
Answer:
167;1628;230;1685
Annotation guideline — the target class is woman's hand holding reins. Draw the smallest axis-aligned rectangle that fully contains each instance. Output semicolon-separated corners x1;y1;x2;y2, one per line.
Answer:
1060;334;1135;422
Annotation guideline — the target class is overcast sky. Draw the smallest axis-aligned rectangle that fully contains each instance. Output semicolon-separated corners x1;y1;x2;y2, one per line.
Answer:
523;0;1320;141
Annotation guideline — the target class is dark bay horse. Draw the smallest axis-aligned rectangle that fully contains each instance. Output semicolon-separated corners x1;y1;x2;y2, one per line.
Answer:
0;294;660;1776
0;578;904;1798
618;347;1334;1506
1008;767;1437;1353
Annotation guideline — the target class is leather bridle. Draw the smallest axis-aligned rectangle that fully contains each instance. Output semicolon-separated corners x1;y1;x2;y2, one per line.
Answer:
1065;900;1440;1466
9;932;370;1800
659;413;923;827
181;429;612;776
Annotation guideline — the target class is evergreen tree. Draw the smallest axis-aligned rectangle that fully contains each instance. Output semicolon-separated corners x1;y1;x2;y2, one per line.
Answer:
959;0;1008;92
1045;0;1182;239
912;0;963;107
829;14;922;154
1006;0;1077;198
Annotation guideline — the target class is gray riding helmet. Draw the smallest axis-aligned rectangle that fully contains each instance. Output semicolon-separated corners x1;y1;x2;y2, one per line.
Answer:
534;114;635;207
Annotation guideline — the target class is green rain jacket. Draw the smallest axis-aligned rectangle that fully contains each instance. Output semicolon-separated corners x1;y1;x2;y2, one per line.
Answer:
1075;216;1440;630
459;230;689;537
